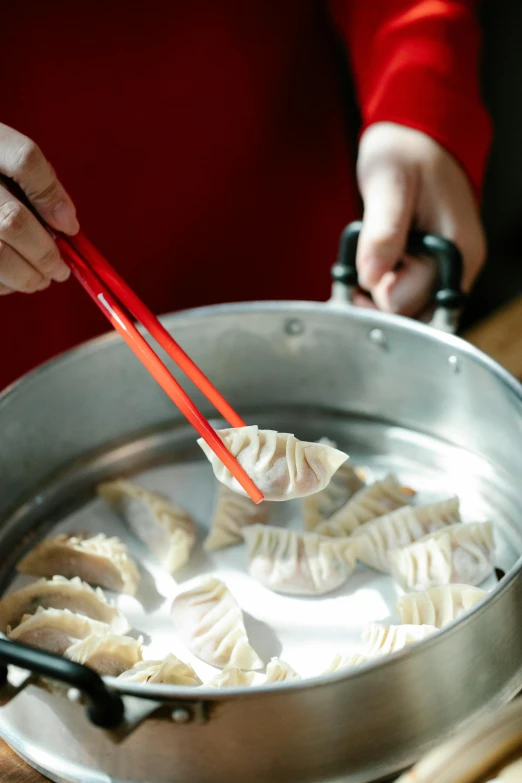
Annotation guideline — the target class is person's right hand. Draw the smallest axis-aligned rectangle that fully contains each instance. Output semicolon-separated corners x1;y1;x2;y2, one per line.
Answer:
0;122;79;295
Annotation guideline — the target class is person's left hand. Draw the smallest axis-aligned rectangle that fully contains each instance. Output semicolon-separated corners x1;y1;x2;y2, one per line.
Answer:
354;122;486;318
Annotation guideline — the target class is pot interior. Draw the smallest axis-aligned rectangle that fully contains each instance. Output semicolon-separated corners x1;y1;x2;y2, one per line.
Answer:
0;405;520;695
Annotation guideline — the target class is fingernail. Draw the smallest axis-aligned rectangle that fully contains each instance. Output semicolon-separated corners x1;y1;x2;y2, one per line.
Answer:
52;201;80;235
387;279;416;315
359;258;386;288
52;263;71;283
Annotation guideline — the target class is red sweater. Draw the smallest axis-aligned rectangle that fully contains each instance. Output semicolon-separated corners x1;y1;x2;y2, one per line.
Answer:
1;0;490;389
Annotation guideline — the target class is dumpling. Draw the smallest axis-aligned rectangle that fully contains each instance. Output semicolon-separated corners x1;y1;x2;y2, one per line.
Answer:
326;626;437;672
396;584;487;628
197;425;348;501
303;440;364;530
389;522;495;592
98;479;196;574
8;607;110;655
363;622;438;657
171;576;263;670
324;652;371;672
264;658;300;683
242;524;357;596
351;497;460;573
65;633;143;676
316;474;415;537
0;576;129;634
206;665;255;688
204;484;270;551
17;533;140;595
118;654;202;685
303;462;364;531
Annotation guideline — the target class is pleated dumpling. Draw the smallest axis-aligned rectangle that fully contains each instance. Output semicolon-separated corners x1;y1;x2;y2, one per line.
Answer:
206;665;255;688
363;622;438;657
0;576;129;634
242;524;357;596
17;533;140;595
351;497;460;573
171;576;263;670
324;652;371;672
316;474;415;537
264;658;301;683
303;439;364;530
66;633;143;676
204;484;270;551
119;654;202;686
98;479;196;574
389;522;495;592
197;425;348;501
8;607;110;655
396;584;487;628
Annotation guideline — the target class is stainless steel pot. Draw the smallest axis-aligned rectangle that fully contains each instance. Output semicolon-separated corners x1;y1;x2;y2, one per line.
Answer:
0;225;521;783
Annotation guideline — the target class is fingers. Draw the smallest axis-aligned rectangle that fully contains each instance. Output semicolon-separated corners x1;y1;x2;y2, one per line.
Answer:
352;291;377;310
0;183;70;284
371;255;438;318
0;122;77;293
0;239;52;293
356;163;417;290
426;183;486;294
355;122;486;319
0;123;79;236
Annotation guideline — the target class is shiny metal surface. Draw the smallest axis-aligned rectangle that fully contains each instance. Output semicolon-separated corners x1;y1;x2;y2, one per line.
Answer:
328;277;460;334
0;301;521;783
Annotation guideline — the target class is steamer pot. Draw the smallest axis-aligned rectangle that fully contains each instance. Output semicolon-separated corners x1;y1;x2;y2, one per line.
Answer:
0;225;521;783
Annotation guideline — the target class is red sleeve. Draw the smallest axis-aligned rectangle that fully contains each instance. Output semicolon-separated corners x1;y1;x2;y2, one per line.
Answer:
327;0;493;196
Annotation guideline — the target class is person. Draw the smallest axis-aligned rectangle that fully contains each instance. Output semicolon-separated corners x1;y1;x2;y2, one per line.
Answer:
0;1;491;390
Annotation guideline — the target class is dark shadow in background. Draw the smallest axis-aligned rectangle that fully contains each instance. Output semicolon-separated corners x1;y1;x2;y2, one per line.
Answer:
464;0;522;328
324;1;522;329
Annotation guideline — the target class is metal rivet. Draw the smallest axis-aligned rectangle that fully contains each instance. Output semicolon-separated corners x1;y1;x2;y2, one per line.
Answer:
284;318;305;336
369;328;387;349
67;687;81;703
171;707;192;724
448;355;460;374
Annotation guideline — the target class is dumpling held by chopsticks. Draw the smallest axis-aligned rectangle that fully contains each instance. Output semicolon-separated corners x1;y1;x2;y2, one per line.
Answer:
197;425;348;501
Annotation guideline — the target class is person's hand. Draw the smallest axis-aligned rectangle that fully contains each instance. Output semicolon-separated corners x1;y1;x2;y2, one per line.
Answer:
0;122;79;295
354;122;486;318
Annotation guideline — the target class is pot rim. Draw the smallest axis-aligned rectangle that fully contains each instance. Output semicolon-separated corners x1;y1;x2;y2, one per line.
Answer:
2;300;521;406
2;300;521;703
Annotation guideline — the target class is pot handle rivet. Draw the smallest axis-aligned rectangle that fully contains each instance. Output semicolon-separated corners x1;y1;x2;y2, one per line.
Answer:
67;687;81;703
284;318;305;336
172;707;192;724
448;355;460;374
369;329;387;349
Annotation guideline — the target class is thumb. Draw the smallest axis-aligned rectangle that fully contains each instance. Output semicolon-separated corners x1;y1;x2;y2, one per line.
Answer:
356;163;416;290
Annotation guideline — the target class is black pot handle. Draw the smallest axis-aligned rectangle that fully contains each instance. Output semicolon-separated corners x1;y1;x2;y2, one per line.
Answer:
0;637;124;728
329;221;466;332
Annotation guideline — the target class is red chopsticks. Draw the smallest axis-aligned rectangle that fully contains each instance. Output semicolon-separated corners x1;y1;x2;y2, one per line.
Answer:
0;173;262;502
54;231;264;504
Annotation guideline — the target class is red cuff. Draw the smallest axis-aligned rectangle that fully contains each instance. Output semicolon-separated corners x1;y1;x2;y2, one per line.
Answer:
359;62;492;198
329;1;493;198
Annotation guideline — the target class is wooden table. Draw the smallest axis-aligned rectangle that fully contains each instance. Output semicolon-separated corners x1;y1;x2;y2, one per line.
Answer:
1;294;522;783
